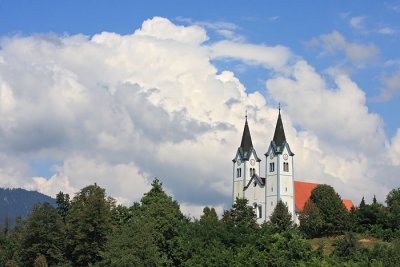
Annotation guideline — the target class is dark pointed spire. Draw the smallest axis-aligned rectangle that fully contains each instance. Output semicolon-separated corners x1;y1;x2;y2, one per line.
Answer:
239;112;253;159
273;106;286;149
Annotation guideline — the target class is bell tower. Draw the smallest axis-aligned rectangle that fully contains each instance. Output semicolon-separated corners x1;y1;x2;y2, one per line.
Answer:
265;108;295;221
232;113;261;203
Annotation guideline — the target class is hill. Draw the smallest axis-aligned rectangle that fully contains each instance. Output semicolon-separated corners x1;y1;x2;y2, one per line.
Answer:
0;188;56;226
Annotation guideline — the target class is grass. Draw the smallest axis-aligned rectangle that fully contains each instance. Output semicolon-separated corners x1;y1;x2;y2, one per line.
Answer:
310;235;386;256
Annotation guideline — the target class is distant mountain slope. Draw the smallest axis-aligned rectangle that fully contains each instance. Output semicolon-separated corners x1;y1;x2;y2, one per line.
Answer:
0;188;56;226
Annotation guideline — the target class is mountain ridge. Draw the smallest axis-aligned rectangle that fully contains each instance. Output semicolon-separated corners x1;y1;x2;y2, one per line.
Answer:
0;188;56;226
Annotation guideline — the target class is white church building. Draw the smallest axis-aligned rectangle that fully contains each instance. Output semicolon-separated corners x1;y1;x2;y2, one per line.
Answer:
232;109;353;224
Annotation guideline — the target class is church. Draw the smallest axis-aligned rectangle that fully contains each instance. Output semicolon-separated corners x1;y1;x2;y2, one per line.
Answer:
232;109;353;224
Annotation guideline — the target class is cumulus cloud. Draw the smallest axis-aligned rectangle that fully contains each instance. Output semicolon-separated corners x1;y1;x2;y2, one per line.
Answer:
375;71;400;101
0;17;397;216
0;17;271;212
309;31;379;67
389;129;400;166
211;41;292;71
266;60;389;201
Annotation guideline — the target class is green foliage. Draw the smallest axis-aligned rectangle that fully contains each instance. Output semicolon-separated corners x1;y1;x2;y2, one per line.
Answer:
56;191;70;223
139;178;186;265
256;227;316;266
5;180;400;266
17;202;65;266
353;197;388;233
101;216;160;267
0;230;17;266
225;197;257;229
333;232;360;258
269;200;292;232
110;204;133;227
65;184;114;266
386;188;400;230
33;255;48;267
5;259;19;267
310;184;349;236
299;200;324;238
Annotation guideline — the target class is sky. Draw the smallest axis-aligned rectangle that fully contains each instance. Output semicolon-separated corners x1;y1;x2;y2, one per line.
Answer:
0;1;400;217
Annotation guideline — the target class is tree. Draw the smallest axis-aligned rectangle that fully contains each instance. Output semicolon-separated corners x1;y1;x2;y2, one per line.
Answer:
354;196;388;233
333;232;359;258
299;200;324;238
221;197;258;247
56;191;70;223
310;184;349;236
18;202;65;266
359;197;366;208
101;216;160;266
228;197;257;229
270;200;292;232
173;207;234;266
386;188;400;230
65;184;114;266
139;179;185;265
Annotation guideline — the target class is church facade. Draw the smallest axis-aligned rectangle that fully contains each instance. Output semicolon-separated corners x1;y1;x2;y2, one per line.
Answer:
232;110;353;224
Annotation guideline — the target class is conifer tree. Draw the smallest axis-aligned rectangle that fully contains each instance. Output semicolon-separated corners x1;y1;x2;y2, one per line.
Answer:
270;200;292;232
139;179;185;265
18;202;65;266
56;191;70;223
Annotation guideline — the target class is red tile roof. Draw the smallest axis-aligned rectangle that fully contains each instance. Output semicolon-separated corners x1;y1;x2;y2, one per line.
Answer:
294;181;353;212
294;181;318;212
342;199;354;211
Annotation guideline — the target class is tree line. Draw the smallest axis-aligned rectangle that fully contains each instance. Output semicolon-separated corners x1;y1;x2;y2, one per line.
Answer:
0;179;400;266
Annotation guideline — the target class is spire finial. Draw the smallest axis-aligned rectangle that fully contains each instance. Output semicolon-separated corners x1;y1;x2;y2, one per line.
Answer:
245;109;248;121
278;102;281;113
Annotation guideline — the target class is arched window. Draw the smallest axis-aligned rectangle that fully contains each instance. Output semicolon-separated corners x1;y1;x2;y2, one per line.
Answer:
283;162;289;172
269;163;275;172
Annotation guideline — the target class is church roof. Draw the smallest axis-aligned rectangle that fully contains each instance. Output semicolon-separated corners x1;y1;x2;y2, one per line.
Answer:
342;200;354;211
238;117;254;160
294;181;353;212
244;174;265;189
272;110;286;149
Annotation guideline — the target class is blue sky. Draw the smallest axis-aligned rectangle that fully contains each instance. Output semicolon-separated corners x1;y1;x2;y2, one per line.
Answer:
0;1;399;215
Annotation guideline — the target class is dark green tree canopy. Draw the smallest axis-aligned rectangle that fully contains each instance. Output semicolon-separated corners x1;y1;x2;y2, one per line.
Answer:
18;202;65;267
310;184;349;236
66;183;114;266
270;200;292;232
299;199;324;238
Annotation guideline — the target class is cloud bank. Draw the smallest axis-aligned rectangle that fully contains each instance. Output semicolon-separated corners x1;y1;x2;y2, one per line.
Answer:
0;17;398;216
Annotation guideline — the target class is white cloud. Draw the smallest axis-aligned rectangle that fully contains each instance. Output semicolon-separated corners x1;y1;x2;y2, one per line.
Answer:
211;40;292;71
389;129;400;166
310;31;379;67
0;17;397;216
176;17;244;42
266;60;389;201
134;16;208;45
350;16;366;30
372;71;400;102
378;27;396;35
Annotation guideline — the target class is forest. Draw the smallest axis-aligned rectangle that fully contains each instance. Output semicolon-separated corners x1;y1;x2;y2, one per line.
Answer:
1;179;400;267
